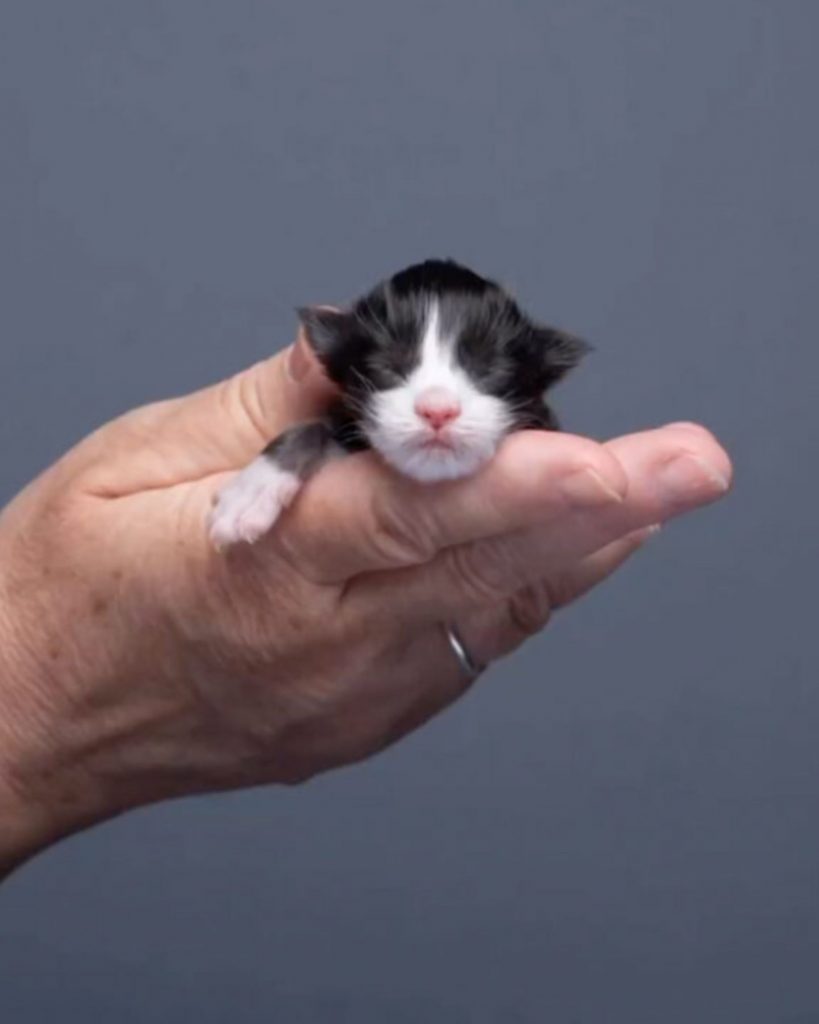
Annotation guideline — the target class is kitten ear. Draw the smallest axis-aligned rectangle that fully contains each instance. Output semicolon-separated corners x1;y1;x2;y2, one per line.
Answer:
530;325;592;387
296;306;355;357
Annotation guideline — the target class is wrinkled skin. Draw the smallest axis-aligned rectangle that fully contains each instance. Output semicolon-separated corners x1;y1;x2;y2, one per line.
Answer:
0;331;731;876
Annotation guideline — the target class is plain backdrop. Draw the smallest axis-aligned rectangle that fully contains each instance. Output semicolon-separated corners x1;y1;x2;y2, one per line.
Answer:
1;1;817;1021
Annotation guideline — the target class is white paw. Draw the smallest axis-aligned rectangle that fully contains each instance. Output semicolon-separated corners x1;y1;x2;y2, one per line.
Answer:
208;458;301;550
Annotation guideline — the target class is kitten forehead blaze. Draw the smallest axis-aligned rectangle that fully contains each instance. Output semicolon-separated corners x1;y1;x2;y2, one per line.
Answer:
208;259;589;549
297;259;589;482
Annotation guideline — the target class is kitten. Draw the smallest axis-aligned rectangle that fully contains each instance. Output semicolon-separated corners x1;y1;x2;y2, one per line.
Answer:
208;259;589;549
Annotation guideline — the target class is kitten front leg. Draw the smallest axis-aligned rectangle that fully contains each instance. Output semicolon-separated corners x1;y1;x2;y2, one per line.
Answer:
208;421;334;550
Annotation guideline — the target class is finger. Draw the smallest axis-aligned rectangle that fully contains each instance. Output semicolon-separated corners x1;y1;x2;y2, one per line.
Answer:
273;429;630;583
422;576;556;684
603;420;732;473
303;522;659;774
203;330;338;460
436;528;659;673
547;525;660;607
332;524;665;768
353;423;730;624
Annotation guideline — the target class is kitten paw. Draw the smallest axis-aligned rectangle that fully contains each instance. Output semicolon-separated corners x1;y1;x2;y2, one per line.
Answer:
208;458;301;550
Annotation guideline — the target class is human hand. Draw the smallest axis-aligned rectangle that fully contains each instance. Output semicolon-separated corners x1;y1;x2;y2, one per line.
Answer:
0;331;731;875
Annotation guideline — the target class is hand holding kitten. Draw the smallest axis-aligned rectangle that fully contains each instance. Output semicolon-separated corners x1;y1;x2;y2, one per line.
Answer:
209;260;588;548
0;314;730;877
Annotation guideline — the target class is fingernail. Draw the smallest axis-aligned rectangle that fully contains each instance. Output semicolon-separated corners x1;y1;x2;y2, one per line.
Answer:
286;333;312;383
658;453;731;501
621;523;662;551
626;523;662;547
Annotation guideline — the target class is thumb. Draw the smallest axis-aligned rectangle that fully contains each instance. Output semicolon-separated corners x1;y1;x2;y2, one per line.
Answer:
217;328;338;454
69;327;339;498
161;325;338;470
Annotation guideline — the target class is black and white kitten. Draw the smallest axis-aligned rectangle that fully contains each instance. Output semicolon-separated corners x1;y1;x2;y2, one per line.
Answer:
209;259;588;549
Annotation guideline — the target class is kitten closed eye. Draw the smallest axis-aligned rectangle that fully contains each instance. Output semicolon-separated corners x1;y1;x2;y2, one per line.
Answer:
210;259;587;549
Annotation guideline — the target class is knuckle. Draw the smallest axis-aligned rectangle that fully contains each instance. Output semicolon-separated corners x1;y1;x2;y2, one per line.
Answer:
368;494;437;567
207;366;271;453
507;581;554;637
555;438;628;498
448;540;511;606
557;460;628;509
227;366;270;445
504;433;627;504
572;448;629;498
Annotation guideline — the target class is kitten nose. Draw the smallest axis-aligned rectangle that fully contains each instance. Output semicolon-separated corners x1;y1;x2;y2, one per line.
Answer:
414;387;462;430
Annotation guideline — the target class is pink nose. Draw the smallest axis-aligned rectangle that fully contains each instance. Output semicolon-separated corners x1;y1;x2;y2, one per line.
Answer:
414;387;462;431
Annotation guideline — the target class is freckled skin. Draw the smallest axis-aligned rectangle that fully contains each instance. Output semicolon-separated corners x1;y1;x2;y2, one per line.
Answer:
0;281;731;877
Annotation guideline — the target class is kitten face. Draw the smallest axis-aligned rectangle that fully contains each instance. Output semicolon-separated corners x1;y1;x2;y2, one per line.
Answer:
299;260;588;482
364;300;514;481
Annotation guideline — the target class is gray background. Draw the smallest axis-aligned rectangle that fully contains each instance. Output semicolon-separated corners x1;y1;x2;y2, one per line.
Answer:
0;1;816;1021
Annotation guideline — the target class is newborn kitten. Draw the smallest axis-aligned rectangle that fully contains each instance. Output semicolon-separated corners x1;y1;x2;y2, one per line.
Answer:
209;259;589;549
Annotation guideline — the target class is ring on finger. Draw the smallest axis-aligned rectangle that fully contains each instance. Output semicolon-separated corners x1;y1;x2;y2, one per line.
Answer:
443;623;485;680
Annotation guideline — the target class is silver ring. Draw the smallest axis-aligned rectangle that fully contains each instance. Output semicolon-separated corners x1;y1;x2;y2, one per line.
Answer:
444;624;484;679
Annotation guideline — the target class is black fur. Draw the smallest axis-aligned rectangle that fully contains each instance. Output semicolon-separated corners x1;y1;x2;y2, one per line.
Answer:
262;421;335;472
212;259;590;547
296;258;589;453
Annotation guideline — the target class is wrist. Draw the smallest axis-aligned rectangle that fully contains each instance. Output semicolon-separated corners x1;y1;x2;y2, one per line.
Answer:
0;600;51;875
0;533;101;876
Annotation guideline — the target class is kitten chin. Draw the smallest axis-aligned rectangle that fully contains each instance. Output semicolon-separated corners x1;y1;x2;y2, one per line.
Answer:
209;259;588;548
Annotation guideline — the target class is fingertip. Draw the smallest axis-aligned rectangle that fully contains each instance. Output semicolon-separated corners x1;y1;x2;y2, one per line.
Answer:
627;522;662;547
252;333;337;428
661;422;734;488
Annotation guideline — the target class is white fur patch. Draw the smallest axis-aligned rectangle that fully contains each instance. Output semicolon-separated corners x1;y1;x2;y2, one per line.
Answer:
208;457;301;549
366;301;510;482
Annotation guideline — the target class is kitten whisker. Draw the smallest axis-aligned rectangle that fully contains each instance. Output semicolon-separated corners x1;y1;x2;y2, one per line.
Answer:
215;259;585;548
